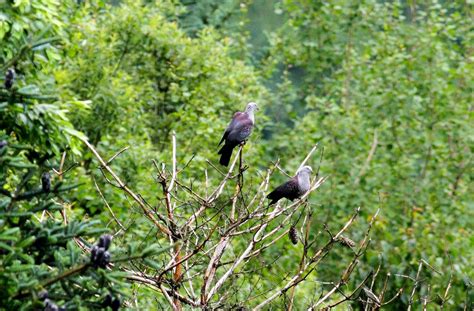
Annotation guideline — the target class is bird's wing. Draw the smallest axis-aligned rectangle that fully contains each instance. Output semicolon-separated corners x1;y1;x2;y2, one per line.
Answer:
227;116;254;143
218;111;244;146
267;177;299;201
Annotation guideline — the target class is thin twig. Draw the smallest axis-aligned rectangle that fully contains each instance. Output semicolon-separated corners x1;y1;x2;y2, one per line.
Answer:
81;138;171;236
354;130;378;185
168;132;177;193
297;144;319;172
93;178;125;230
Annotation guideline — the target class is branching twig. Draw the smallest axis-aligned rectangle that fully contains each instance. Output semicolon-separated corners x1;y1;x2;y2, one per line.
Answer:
93;177;126;230
81;138;171;236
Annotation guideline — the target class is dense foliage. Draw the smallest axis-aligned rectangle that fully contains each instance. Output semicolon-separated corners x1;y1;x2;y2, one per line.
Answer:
264;1;473;307
1;0;472;309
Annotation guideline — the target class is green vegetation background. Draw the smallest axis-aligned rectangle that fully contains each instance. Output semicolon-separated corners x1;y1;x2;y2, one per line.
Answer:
0;0;472;309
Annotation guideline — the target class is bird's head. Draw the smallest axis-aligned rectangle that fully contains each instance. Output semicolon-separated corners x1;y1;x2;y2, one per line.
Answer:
245;102;259;113
297;165;313;176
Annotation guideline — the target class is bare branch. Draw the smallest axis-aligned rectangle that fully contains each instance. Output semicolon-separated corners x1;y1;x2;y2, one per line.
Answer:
354;130;378;185
81;138;171;236
167;132;177;193
297;143;319;172
93;177;125;231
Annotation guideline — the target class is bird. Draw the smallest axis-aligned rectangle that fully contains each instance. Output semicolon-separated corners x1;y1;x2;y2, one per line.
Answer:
218;102;259;166
267;166;313;205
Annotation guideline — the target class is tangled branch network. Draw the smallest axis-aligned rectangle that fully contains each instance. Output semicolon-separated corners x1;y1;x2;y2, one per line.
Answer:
83;134;389;310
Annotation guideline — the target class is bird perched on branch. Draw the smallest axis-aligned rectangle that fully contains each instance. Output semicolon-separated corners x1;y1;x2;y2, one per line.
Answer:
267;166;313;205
218;102;259;166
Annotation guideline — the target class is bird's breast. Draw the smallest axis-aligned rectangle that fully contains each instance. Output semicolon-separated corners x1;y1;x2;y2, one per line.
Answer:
297;174;311;194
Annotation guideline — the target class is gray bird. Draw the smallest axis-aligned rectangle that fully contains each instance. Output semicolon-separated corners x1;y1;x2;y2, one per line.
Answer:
218;102;259;166
267;166;313;205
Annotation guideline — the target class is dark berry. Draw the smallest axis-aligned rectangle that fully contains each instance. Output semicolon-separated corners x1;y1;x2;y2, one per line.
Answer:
289;226;298;245
98;234;112;250
111;298;121;311
38;289;48;300
4;68;15;90
41;172;51;193
103;294;112;307
44;299;59;311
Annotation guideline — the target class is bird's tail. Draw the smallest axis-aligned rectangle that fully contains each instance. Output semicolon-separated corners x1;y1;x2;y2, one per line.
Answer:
218;143;235;166
266;192;278;206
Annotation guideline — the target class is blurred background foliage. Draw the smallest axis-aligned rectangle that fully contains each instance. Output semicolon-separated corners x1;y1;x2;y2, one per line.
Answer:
262;0;473;308
1;0;472;309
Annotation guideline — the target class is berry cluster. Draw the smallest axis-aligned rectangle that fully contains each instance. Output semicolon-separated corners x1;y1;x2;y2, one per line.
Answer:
288;226;299;245
4;68;15;90
41;172;51;193
39;290;65;311
103;294;121;311
90;234;113;268
44;299;65;311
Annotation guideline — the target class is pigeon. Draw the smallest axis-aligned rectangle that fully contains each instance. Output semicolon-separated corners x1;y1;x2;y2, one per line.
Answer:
218;102;259;166
267;166;313;205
